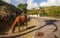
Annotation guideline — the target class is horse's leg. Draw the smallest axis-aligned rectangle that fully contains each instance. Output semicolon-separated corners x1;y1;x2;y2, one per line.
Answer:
21;21;24;30
25;21;27;29
10;17;19;33
22;21;26;30
12;26;15;33
24;21;27;29
18;22;20;32
11;20;17;33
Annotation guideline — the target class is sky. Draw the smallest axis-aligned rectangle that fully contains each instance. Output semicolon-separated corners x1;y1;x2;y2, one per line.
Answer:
2;0;60;9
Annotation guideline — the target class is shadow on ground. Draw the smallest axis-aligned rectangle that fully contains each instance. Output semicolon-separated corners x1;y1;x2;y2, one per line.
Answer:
42;19;58;32
0;20;14;35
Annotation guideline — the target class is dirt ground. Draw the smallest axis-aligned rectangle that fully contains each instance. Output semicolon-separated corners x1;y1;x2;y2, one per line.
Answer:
17;18;39;38
1;17;60;38
0;18;39;38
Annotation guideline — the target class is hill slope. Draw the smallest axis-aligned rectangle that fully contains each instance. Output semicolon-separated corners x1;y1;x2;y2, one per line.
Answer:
0;1;23;34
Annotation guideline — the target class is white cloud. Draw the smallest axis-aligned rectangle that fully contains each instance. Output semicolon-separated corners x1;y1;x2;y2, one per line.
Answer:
27;0;34;9
15;0;27;3
40;0;60;7
27;0;39;9
40;2;48;7
3;0;11;3
33;3;38;8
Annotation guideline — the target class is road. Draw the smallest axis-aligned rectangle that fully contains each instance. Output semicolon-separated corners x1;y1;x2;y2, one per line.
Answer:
1;17;60;38
34;17;60;38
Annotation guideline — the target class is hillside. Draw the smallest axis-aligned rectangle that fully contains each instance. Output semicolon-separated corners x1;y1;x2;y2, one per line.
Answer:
0;1;23;17
27;6;60;17
40;6;60;16
0;1;23;34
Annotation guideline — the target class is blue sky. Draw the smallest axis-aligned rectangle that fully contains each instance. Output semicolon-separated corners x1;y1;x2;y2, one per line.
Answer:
3;0;47;6
11;0;47;6
11;0;27;6
11;0;19;6
3;0;60;9
34;0;47;4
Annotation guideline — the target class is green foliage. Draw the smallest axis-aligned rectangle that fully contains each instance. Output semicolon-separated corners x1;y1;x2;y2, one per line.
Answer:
0;0;1;1
27;10;37;15
27;6;60;17
0;1;23;17
43;6;60;16
18;3;27;9
18;3;27;13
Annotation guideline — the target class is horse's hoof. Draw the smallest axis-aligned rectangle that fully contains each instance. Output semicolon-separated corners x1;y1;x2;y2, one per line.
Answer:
8;32;14;34
12;31;14;33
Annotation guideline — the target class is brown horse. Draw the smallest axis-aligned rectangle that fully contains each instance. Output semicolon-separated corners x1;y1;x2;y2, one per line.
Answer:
10;14;27;33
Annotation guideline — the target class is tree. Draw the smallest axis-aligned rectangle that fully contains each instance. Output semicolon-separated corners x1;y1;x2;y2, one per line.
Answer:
0;0;23;18
0;0;2;1
18;3;27;13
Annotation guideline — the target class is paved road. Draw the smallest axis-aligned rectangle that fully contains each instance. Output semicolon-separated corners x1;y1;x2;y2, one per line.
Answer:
34;17;60;38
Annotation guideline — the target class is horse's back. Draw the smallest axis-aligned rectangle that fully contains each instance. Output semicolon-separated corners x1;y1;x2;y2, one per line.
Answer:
20;15;26;22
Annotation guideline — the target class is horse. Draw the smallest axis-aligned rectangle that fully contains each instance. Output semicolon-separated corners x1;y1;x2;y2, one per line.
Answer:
10;13;27;33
